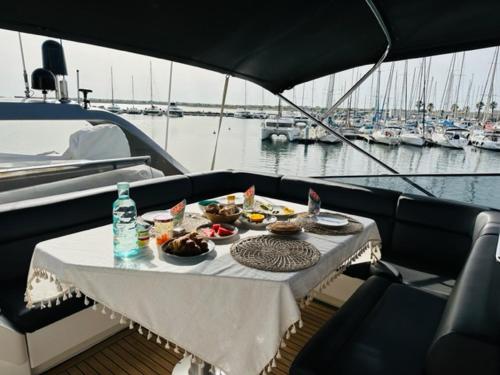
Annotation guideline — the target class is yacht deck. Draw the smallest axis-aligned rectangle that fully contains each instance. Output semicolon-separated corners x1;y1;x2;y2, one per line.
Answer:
44;300;336;375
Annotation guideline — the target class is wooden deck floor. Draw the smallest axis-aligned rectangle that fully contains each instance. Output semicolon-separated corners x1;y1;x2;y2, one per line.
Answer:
44;301;335;375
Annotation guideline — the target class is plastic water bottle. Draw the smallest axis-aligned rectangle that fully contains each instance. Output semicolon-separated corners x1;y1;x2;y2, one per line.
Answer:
113;182;139;258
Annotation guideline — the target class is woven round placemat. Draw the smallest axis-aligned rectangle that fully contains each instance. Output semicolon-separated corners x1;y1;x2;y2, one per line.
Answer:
231;235;320;272
294;212;363;235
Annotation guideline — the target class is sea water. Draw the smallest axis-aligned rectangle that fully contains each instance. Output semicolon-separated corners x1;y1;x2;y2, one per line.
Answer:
113;182;139;258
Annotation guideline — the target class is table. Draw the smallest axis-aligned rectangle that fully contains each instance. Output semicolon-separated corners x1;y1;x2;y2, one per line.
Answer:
25;196;381;375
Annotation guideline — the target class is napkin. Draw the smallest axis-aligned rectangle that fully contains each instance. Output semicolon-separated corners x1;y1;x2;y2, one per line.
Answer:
308;188;321;215
243;185;255;211
170;199;186;227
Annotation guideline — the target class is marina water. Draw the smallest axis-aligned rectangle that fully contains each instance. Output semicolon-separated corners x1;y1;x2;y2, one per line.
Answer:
113;182;139;258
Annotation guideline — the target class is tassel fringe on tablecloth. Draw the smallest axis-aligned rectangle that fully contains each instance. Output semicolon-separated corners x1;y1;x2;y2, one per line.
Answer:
24;240;380;375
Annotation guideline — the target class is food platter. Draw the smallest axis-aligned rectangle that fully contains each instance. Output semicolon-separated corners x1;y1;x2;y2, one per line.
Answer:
196;223;239;241
254;202;296;219
266;221;303;235
313;213;349;227
161;239;216;259
239;213;277;229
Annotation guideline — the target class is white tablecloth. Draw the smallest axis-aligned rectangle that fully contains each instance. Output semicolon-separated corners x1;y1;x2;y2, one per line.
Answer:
25;197;381;375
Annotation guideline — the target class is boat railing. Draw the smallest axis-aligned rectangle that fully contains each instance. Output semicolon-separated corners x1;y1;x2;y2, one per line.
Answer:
0;156;151;191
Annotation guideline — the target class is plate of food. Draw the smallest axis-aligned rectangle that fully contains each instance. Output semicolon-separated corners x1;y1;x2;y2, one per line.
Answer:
313;213;349;227
196;223;239;241
240;212;277;229
267;221;303;235
204;203;241;223
255;202;296;218
141;210;169;223
215;194;245;206
161;232;215;259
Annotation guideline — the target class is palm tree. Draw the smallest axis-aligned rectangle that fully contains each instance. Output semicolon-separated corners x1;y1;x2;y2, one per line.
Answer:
451;103;459;117
463;105;470;118
490;101;497;119
427;103;434;113
476;101;485;120
416;100;423;112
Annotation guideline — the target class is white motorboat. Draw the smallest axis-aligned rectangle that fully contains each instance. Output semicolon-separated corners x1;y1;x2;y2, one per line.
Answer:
143;105;163;116
431;126;469;149
261;117;301;141
166;102;184;117
358;123;374;142
372;126;401;145
106;104;122;113
234;110;252;119
126;106;142;114
401;126;425;147
471;130;500;151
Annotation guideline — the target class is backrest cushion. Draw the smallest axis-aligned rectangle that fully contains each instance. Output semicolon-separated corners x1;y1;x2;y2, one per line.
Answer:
391;195;486;277
0;175;191;281
426;234;500;375
279;176;401;251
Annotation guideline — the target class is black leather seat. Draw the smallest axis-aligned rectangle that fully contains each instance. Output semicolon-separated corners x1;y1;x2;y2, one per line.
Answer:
291;211;500;375
0;279;89;333
291;276;447;375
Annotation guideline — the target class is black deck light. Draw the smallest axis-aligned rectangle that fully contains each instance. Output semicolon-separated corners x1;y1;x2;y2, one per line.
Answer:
31;68;56;102
41;40;69;102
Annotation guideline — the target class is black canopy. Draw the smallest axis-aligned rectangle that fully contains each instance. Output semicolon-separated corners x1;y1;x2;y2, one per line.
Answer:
1;0;500;93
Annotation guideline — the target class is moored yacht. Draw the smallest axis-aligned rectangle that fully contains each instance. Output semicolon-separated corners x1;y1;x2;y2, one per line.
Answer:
471;129;500;151
261;117;300;141
166;102;184;117
372;126;401;145
431;126;469;149
400;125;425;146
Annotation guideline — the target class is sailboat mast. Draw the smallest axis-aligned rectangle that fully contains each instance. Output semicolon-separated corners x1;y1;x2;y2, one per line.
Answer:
404;60;408;122
422;57;426;135
110;67;115;105
149;61;153;106
453;52;466;118
244;81;247;110
326;74;335;109
484;47;499;121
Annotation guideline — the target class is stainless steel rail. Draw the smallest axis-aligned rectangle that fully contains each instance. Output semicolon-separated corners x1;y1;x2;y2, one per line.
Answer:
313;173;500;179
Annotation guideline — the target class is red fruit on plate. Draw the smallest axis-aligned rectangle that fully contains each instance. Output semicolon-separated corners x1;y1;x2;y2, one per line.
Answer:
212;224;221;231
217;227;233;236
208;229;216;237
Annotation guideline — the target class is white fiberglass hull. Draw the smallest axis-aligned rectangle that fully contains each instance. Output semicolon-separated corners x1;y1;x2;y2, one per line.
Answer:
318;134;341;144
472;139;500;151
401;134;425;146
432;134;467;149
261;128;300;142
372;133;401;145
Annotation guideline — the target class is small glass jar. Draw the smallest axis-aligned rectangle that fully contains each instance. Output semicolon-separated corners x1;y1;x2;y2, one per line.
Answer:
154;213;174;246
227;195;236;205
137;221;151;248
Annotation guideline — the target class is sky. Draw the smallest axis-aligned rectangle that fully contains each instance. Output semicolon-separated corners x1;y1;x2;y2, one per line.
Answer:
0;28;499;109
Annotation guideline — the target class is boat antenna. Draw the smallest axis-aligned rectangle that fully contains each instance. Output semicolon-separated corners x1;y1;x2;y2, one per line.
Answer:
165;61;174;151
17;32;31;98
210;75;230;170
278;0;434;198
76;69;80;104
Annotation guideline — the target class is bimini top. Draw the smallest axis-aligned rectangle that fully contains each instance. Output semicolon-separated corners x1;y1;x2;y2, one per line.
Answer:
1;0;500;93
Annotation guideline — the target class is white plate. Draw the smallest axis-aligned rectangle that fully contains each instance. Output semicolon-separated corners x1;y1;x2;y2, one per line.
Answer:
141;210;169;223
214;195;245;206
239;215;277;229
314;214;349;227
196;224;239;241
162;240;216;259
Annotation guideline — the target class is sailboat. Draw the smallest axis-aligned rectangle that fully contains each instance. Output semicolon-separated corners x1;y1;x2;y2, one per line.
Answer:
318;74;341;144
126;76;142;114
106;67;122;113
402;58;426;147
143;61;163;116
